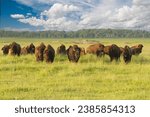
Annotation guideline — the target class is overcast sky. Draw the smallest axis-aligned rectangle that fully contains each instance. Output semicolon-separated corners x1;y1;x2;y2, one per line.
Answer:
0;0;150;31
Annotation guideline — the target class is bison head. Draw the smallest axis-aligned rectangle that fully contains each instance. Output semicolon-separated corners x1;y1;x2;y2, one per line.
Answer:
138;44;143;48
1;45;10;55
73;45;81;59
123;45;132;63
96;45;105;57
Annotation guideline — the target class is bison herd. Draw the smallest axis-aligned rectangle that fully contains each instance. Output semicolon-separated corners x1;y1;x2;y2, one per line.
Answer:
1;42;143;64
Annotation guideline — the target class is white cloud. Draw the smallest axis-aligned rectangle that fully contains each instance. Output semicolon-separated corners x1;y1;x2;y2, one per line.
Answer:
112;0;150;30
133;0;150;5
12;0;150;31
41;3;80;18
79;0;118;27
3;27;31;31
18;17;45;26
10;14;25;19
17;3;81;31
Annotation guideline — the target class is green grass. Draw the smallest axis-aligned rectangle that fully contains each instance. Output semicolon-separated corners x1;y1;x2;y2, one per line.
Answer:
0;38;150;99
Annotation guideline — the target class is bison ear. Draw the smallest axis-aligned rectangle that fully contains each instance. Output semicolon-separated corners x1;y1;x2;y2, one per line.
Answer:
1;47;4;50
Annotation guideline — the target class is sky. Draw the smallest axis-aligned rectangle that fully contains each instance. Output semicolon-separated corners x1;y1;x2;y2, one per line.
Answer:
0;0;150;31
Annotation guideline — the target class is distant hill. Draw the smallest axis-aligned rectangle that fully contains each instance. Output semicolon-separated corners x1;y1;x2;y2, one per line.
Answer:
0;29;150;38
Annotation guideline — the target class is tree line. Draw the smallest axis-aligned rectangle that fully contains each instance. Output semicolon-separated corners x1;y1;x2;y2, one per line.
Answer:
0;29;150;38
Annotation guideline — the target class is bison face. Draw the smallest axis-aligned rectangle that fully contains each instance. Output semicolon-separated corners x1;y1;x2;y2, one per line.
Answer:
96;49;104;57
29;46;35;54
96;45;105;57
1;46;10;55
123;46;132;63
60;45;66;50
38;53;44;61
67;45;81;62
31;48;35;54
138;44;143;48
29;44;35;54
73;47;81;59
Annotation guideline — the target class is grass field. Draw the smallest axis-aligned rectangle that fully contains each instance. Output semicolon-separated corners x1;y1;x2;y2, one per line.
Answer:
0;38;150;100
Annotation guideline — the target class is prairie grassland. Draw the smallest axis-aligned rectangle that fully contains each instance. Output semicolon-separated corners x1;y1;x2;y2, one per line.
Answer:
0;38;150;100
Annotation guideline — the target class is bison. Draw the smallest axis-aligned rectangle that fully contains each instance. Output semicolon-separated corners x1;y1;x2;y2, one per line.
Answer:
1;44;10;55
26;43;35;54
56;44;66;55
131;44;143;55
21;43;35;55
123;45;132;63
35;42;46;62
66;45;81;62
103;44;121;62
43;45;55;63
86;43;105;57
9;42;21;56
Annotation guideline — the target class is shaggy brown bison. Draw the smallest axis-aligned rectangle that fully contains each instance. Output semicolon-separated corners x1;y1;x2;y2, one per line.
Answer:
103;44;121;62
1;44;10;55
43;45;55;63
56;44;66;55
35;42;46;61
86;43;105;57
79;47;86;56
66;45;81;62
123;45;132;63
9;42;21;56
131;44;143;55
26;43;35;54
21;43;35;55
